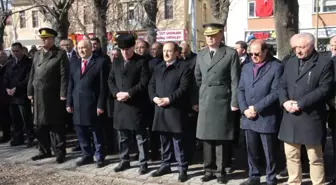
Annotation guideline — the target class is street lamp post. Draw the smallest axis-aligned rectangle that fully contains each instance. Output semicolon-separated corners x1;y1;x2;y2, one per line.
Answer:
315;0;319;49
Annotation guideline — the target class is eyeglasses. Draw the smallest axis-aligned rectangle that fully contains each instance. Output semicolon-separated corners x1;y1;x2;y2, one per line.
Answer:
249;53;260;57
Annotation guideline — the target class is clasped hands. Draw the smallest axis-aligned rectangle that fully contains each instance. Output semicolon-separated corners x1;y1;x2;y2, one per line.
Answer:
116;92;130;101
6;87;16;96
244;106;257;119
153;97;170;107
283;100;300;113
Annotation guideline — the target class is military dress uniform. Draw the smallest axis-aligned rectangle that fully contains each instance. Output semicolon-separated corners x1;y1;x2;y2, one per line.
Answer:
27;28;69;163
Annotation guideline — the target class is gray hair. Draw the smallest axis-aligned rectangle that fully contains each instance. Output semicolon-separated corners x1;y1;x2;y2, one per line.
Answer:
298;32;315;46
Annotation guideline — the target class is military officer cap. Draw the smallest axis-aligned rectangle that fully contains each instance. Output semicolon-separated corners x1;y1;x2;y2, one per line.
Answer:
38;27;58;38
115;33;137;49
203;23;224;36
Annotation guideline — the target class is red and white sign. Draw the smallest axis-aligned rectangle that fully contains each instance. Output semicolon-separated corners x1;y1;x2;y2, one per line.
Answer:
156;29;186;42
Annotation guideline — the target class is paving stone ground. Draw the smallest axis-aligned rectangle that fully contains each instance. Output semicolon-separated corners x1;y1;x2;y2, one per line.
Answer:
0;131;334;185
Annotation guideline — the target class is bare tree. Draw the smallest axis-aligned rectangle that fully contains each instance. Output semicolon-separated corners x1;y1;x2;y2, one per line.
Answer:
210;0;231;26
0;1;42;48
69;0;90;39
142;0;157;44
92;0;109;51
274;0;299;60
30;0;75;44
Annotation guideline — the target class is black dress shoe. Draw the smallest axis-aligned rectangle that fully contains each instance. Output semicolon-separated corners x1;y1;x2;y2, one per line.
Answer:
76;157;94;166
0;137;10;143
9;139;24;146
71;145;81;152
279;168;288;177
138;164;148;175
56;156;65;164
217;176;228;184
113;162;131;172
26;139;34;148
178;171;188;182
201;174;216;182
31;153;52;161
225;167;234;174
240;178;261;185
96;160;105;168
151;166;171;177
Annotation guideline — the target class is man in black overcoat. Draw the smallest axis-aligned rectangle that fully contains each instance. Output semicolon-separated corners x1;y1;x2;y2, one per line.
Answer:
66;39;109;168
148;41;191;182
108;34;150;175
4;42;34;147
0;51;11;143
278;33;334;185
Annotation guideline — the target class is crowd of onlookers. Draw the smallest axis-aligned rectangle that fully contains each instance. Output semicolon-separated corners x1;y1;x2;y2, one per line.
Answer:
0;24;336;185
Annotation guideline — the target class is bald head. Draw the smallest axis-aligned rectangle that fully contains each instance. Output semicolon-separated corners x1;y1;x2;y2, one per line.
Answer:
330;36;336;56
77;39;93;59
151;42;163;58
0;51;8;65
290;34;299;49
249;39;268;63
180;43;191;59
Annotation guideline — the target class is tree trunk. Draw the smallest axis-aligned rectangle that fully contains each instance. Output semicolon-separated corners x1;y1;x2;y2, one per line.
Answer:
143;0;157;44
52;13;70;45
274;0;299;60
93;0;108;52
0;16;7;49
210;0;230;26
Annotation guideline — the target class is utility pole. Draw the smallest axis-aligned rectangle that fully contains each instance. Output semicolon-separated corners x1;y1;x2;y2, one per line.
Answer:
315;0;319;49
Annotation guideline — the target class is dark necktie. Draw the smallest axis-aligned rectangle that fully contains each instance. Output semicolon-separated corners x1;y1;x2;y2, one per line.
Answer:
210;51;214;59
298;60;305;74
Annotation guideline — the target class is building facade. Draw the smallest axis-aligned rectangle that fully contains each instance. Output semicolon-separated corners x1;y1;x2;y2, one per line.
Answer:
7;0;217;51
226;0;336;51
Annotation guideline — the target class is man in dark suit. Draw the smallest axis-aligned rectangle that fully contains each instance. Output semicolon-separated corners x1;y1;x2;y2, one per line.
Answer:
326;35;336;184
0;51;11;143
60;38;82;151
148;41;191;182
27;28;69;164
278;33;333;185
66;39;109;168
108;34;150;174
238;39;283;185
235;41;251;67
180;42;198;164
149;42;163;73
136;40;152;61
195;23;241;184
4;42;34;147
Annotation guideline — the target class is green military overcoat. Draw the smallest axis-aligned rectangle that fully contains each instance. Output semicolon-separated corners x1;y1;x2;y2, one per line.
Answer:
195;44;241;140
27;45;69;125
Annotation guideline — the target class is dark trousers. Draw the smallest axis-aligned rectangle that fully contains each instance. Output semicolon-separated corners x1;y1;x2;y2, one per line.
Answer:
103;116;116;154
35;124;66;158
9;103;34;141
118;128;148;165
0;104;11;140
332;126;336;178
245;130;277;184
75;124;105;161
203;140;231;176
184;114;197;163
160;132;188;172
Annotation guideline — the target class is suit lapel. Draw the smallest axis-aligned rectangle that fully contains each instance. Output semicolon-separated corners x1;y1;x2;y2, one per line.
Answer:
253;62;271;84
296;52;318;81
207;45;226;71
37;46;58;66
81;56;96;77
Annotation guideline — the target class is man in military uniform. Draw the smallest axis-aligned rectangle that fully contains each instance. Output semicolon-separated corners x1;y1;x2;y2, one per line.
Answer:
27;28;69;164
195;23;241;184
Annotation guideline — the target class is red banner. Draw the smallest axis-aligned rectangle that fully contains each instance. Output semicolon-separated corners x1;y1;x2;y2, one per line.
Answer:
255;0;273;17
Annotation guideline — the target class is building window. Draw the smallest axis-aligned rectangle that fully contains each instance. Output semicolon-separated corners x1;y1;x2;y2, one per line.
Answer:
248;1;256;18
202;3;207;23
164;0;174;19
314;0;336;13
19;11;26;28
32;11;38;28
128;3;135;21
